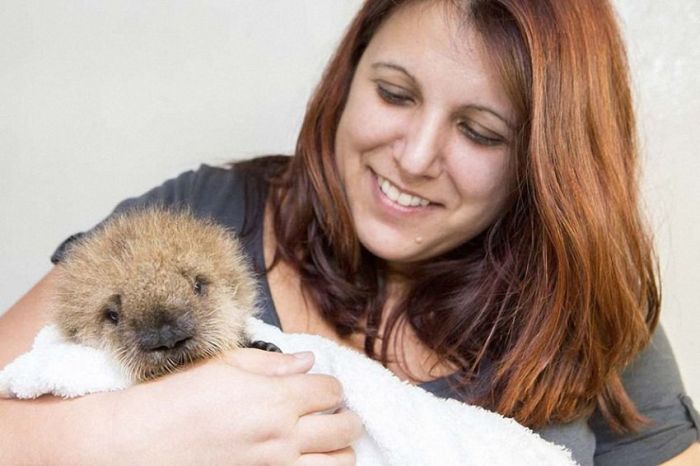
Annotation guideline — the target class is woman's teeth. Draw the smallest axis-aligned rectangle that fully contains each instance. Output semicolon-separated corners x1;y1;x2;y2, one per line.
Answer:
377;175;430;207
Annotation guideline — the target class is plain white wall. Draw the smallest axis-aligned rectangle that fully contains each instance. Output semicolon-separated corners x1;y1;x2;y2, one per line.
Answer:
1;1;698;405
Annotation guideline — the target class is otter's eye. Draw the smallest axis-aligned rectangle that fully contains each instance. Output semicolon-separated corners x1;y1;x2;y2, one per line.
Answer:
193;277;208;296
102;294;121;325
105;309;120;324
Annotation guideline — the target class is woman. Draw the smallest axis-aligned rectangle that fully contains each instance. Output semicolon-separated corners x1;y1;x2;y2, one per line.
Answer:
1;0;698;464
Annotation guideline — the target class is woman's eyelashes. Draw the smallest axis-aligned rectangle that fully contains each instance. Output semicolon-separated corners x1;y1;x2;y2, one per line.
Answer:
375;82;505;147
376;82;413;105
457;121;504;146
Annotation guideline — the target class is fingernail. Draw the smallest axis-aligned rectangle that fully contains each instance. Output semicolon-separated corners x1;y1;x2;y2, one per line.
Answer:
292;351;314;363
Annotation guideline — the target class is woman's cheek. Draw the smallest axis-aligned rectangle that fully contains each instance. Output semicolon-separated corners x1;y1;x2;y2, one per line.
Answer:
345;93;408;153
446;145;512;201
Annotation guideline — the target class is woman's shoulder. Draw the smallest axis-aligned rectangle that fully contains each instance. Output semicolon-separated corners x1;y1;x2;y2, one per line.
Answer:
51;155;291;264
119;155;290;228
114;155;290;221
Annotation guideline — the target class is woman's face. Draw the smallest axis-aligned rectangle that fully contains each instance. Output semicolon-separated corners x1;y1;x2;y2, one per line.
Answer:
335;1;517;265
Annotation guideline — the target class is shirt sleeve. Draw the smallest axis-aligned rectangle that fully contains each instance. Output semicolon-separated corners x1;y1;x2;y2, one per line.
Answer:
590;326;699;466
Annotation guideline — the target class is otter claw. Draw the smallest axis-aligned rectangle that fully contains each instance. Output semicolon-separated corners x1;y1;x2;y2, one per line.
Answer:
247;340;282;353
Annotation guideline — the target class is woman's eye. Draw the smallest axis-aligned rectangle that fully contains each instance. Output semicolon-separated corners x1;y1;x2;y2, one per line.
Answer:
376;83;412;105
458;121;504;146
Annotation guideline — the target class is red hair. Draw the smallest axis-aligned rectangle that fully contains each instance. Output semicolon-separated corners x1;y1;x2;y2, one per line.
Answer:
267;0;660;431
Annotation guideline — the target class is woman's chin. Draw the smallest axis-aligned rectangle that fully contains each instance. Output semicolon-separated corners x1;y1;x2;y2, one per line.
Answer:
357;229;433;264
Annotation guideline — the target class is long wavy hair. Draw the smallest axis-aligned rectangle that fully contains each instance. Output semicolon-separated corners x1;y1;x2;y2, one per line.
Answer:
266;0;660;431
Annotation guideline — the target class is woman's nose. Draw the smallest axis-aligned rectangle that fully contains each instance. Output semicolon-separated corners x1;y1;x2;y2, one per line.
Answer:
393;111;444;179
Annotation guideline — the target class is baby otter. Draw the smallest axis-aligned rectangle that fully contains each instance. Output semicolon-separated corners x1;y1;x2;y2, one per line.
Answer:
54;207;276;382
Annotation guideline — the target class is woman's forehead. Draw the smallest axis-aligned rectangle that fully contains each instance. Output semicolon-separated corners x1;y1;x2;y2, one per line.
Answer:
361;1;516;125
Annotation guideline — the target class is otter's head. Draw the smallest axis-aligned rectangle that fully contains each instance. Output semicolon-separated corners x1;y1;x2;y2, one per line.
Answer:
54;208;258;382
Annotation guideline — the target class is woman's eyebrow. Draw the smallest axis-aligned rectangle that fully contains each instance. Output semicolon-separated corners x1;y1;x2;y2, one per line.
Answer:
371;61;513;129
371;62;418;86
460;105;514;130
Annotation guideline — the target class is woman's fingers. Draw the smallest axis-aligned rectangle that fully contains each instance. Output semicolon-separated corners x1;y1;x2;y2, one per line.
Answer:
296;408;364;453
297;447;356;466
218;347;360;462
220;349;348;414
221;348;315;376
285;373;346;414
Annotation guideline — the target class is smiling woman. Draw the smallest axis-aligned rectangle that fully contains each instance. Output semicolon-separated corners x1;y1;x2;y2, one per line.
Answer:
335;3;516;263
1;0;698;465
266;0;698;463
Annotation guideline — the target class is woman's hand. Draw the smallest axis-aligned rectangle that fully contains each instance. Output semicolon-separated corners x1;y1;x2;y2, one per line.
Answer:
97;348;361;465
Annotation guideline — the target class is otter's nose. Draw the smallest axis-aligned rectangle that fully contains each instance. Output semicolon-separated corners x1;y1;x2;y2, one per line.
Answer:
137;318;194;352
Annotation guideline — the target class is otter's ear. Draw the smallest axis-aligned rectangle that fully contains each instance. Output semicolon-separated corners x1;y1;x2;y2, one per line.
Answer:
51;232;86;264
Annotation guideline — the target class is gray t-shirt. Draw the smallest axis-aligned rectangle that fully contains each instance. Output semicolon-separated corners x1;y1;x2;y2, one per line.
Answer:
52;156;699;465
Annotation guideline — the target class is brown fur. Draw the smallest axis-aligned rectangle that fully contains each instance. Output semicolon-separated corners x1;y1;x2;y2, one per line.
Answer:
54;208;258;382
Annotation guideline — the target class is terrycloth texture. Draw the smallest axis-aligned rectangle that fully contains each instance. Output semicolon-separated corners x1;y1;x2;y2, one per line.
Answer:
0;319;576;466
0;325;132;398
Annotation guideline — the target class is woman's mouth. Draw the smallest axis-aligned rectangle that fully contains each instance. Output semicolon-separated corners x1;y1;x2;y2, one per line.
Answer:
376;174;431;208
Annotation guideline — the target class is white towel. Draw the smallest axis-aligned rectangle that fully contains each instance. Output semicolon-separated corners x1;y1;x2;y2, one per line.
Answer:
0;319;576;466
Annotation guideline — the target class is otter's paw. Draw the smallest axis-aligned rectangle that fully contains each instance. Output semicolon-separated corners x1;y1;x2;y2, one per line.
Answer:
247;340;282;353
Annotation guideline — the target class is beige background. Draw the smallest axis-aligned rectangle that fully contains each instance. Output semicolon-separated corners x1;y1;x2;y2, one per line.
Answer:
1;1;698;403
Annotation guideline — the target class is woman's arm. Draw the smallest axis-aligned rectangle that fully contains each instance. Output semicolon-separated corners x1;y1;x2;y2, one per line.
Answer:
661;443;700;465
0;268;58;367
0;268;64;463
591;326;699;466
0;269;361;465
